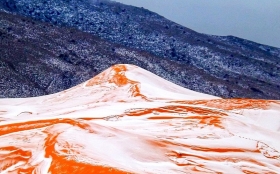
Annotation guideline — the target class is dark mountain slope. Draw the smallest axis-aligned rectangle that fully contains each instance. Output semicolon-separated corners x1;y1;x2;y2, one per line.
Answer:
0;0;280;99
0;11;245;98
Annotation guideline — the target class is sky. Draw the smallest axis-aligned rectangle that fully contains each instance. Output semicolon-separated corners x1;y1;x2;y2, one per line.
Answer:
113;0;280;48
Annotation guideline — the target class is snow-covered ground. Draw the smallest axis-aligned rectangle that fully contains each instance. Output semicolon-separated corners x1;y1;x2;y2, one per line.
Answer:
0;64;279;173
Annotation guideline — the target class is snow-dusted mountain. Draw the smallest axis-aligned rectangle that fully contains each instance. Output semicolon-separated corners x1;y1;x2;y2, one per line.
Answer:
0;0;280;99
0;64;279;173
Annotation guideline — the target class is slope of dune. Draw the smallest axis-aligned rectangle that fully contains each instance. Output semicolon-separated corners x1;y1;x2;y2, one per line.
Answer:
0;64;280;174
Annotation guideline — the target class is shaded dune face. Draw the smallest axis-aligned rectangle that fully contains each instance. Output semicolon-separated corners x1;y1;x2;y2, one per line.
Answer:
0;64;280;174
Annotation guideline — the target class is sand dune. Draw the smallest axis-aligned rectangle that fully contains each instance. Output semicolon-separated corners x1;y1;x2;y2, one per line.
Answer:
0;64;279;173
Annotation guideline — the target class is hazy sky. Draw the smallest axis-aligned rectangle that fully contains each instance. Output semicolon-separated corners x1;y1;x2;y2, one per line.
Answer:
114;0;280;48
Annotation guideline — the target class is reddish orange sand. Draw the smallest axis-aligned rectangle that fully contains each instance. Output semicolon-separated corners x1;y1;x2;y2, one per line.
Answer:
0;64;279;173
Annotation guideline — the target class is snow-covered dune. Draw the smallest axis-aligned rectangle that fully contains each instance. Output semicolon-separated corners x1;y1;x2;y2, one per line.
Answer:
0;64;279;173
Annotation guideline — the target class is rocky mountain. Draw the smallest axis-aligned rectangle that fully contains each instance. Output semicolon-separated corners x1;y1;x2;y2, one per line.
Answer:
0;11;243;98
0;64;279;173
0;0;280;99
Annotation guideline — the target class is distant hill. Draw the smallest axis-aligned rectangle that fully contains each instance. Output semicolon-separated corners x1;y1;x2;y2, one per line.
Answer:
0;0;280;99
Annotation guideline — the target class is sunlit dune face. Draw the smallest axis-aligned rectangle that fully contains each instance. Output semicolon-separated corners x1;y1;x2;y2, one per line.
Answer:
0;64;279;174
85;64;147;101
86;65;133;87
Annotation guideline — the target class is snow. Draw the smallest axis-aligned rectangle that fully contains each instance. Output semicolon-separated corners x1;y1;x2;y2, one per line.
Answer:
0;64;279;173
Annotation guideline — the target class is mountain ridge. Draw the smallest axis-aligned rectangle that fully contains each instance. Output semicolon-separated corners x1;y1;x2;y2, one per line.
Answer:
0;0;280;99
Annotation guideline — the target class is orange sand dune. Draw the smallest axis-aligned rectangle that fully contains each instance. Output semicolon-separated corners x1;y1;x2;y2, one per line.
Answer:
0;64;279;174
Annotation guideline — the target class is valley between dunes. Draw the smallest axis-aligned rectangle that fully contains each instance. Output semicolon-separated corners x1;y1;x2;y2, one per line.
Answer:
0;64;279;174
